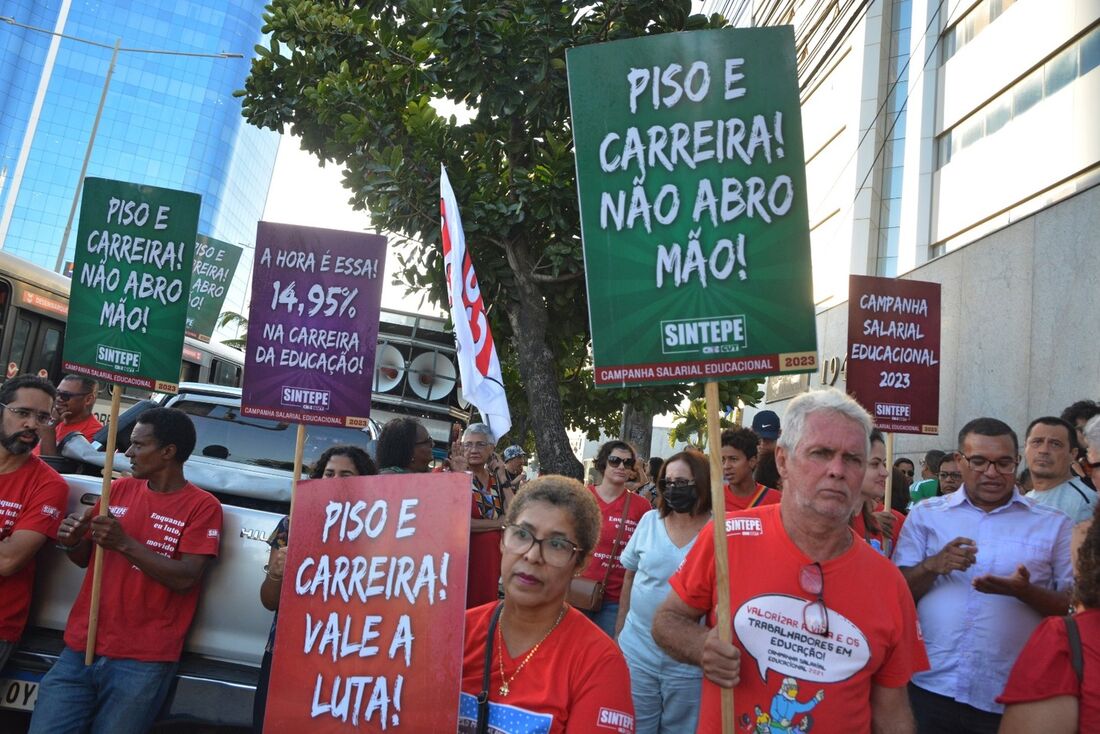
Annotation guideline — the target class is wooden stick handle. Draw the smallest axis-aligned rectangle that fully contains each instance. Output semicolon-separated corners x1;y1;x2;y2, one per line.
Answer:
85;384;122;665
704;381;735;732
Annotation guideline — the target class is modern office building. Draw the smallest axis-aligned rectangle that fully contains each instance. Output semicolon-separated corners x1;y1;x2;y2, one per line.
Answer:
0;0;278;321
702;0;1099;455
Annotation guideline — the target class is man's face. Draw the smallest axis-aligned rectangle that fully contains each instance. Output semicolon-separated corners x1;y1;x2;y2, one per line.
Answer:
1025;422;1075;482
959;433;1018;510
720;444;756;486
776;412;867;523
505;456;524;474
937;459;962;493
462;431;493;468
0;388;52;455
124;422;172;478
55;378;95;422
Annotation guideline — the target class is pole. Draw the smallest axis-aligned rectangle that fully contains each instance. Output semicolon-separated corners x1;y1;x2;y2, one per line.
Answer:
290;423;306;519
54;38;120;273
84;383;121;665
704;381;735;732
884;432;895;512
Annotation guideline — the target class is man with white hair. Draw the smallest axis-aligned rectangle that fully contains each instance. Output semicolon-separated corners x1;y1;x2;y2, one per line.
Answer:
654;388;927;733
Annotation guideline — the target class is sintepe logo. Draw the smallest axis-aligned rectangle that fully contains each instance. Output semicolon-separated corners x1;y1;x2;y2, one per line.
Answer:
281;386;331;412
660;315;748;357
95;344;141;373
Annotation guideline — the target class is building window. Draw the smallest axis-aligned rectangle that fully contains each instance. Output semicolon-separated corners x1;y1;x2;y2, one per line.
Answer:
936;23;1100;168
874;0;913;277
942;0;1017;63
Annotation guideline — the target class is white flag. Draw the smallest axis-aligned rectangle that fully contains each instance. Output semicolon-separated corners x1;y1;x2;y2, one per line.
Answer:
440;165;512;441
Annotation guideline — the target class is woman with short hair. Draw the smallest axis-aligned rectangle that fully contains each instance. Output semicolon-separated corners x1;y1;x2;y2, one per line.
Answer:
459;477;634;732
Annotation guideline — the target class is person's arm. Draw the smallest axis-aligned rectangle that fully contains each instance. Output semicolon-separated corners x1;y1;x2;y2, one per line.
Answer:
871;684;916;734
36;422;60;456
972;565;1071;616
0;529;51;576
90;514;212;593
652;592;739;686
260;546;287;611
614;570;635;637
998;698;1077;734
56;507;95;567
898;536;976;602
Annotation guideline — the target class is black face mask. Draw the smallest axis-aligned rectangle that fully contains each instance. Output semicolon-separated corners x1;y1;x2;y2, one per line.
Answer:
662;483;698;513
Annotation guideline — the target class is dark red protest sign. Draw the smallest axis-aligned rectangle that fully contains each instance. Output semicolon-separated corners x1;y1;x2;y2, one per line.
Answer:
846;274;941;434
264;473;471;733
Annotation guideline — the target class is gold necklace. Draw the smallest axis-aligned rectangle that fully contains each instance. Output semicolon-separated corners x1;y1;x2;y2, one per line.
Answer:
497;606;567;697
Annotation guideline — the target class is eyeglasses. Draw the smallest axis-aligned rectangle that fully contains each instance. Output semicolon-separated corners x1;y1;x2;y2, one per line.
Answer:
56;390;91;401
0;403;56;427
938;471;963;481
658;478;695;491
606;455;636;469
462;441;491;449
1082;457;1100;472
501;524;580;567
961;454;1018;474
800;563;829;637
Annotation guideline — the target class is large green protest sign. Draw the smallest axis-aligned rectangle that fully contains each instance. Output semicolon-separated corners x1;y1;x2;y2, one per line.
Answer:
186;235;243;343
568;27;818;388
63;177;199;392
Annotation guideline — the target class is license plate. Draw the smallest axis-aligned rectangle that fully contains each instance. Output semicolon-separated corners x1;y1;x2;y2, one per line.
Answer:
0;673;39;711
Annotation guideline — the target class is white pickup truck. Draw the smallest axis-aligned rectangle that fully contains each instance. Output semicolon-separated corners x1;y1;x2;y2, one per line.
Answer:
0;383;380;728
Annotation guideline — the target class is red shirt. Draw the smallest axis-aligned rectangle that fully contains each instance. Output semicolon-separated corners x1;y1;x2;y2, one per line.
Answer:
468;474;504;608
64;478;222;661
579;486;649;603
851;506;906;558
0;456;67;641
670;504;928;734
998;608;1100;732
724;482;781;512
32;413;103;456
460;603;635;733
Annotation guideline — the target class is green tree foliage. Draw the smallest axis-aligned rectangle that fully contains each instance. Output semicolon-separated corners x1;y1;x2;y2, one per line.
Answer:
238;0;750;474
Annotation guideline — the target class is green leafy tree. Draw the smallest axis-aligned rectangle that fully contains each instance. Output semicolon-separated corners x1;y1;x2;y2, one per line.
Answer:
216;310;248;351
239;0;738;476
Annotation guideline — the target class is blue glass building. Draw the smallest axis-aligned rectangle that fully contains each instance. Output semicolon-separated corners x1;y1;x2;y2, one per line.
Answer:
0;0;278;318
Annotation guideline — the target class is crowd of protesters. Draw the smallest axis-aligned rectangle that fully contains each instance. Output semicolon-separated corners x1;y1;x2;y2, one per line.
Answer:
4;372;1100;733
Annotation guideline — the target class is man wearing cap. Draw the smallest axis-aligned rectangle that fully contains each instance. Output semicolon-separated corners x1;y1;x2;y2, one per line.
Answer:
501;445;528;492
750;409;781;454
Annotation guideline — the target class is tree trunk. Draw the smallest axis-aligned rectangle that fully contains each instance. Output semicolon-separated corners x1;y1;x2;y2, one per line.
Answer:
504;282;583;480
620;403;654;461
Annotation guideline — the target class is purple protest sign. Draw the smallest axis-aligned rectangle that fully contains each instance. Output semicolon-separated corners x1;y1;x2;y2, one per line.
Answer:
241;222;386;427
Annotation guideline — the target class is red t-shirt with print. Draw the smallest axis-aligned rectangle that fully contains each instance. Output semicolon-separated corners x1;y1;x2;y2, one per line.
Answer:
998;608;1100;732
578;486;649;603
0;456;67;642
724;482;781;512
670;504;928;734
851;507;906;558
459;603;635;733
64;478;222;661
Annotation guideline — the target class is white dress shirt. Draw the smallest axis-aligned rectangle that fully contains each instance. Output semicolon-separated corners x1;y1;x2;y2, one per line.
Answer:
893;487;1073;713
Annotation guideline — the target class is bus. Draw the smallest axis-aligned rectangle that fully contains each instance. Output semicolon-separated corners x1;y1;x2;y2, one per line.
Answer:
0;249;244;412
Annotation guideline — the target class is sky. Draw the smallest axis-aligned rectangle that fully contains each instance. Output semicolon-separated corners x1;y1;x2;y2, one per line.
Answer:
262;136;444;317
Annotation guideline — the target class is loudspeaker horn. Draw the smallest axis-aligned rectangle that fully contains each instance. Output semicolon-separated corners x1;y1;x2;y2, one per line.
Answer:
407;351;457;401
372;344;405;392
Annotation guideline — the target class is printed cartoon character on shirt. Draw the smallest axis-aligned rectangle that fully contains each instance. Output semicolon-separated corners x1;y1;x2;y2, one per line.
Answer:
764;677;823;732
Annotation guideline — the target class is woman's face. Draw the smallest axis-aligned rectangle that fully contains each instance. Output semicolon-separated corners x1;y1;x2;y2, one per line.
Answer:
411;425;433;472
500;501;581;609
603;447;634;485
861;440;888;501
323;454;360;478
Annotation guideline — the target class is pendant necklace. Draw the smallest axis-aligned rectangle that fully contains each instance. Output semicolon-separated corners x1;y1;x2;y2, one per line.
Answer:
497;605;567;697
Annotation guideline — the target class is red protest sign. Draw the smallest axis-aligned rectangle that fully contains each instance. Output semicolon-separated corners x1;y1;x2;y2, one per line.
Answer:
846;274;941;434
264;473;471;733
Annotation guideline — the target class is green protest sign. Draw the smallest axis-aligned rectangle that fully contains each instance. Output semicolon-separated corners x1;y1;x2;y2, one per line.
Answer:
63;177;199;392
186;235;243;343
568;27;818;388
